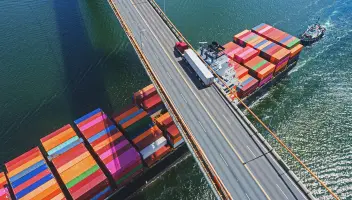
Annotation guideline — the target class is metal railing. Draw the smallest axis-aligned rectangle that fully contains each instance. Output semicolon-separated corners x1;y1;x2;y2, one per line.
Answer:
107;0;231;199
145;0;339;199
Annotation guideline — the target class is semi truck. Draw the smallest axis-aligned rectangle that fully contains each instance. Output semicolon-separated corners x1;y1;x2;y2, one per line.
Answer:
175;42;214;87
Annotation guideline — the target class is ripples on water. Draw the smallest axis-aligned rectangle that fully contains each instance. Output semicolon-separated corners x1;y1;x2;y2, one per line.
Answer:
0;0;351;199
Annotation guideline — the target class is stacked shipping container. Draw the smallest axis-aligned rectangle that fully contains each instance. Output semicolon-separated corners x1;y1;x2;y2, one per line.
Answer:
132;125;170;167
41;125;111;200
0;172;11;199
234;30;290;74
5;147;65;200
223;42;259;64
74;109;143;188
155;112;184;148
133;84;164;114
243;56;275;86
252;23;304;64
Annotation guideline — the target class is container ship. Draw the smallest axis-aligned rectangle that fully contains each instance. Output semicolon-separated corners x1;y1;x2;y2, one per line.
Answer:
176;23;304;104
0;23;303;200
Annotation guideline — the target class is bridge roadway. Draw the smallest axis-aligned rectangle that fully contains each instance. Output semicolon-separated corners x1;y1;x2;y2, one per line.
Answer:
111;0;309;199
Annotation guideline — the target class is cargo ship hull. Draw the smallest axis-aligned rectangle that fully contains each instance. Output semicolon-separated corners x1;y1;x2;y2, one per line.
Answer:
237;59;298;107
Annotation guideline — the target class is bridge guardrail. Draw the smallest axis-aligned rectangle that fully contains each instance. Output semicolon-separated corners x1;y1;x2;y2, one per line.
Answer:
107;0;231;199
145;0;339;199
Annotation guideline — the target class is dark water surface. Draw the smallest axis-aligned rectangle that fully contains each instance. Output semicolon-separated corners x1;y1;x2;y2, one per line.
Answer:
0;0;351;199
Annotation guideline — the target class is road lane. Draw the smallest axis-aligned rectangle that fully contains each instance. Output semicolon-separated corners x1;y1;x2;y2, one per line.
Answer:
111;0;309;199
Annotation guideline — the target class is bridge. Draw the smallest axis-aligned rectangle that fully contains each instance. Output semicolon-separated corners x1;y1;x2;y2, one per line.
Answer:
106;0;339;199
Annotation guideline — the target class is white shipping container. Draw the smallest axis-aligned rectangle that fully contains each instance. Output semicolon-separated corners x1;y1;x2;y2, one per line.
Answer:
184;49;214;86
140;137;167;159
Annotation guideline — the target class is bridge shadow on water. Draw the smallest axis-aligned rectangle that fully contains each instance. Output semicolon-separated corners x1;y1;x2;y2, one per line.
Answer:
53;0;116;198
53;0;113;120
52;1;184;199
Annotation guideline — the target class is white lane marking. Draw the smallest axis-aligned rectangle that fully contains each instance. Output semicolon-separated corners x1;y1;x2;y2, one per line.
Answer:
198;121;206;133
127;2;271;199
247;146;256;157
219;153;229;167
245;193;250;200
166;71;173;80
276;184;289;200
204;89;210;97
284;173;308;200
223;114;231;125
180;93;187;104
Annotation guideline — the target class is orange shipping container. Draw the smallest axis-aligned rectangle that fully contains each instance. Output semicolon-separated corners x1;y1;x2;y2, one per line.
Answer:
21;179;57;200
42;128;76;152
7;154;43;178
290;44;303;57
121;111;148;129
61;156;96;184
113;105;140;124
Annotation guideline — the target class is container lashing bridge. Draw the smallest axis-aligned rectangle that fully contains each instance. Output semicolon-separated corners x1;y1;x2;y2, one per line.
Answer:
107;0;339;199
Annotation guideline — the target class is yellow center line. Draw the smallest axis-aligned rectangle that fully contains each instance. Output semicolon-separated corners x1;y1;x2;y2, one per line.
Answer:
128;0;271;199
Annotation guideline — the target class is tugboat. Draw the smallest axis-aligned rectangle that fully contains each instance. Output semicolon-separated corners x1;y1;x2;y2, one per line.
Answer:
300;19;326;46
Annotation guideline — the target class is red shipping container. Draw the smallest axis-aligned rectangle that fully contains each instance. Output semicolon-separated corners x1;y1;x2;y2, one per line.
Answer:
94;137;130;158
99;145;133;165
142;94;162;110
52;144;87;168
90;131;124;148
223;42;242;55
234;65;249;79
166;124;180;139
76;112;105;128
162;117;173;128
5;147;40;170
6;149;41;172
266;29;284;40
113;105;140;124
71;173;109;200
41;124;71;143
80;120;115;140
13;169;51;194
68;169;102;194
42;188;64;200
133;85;157;104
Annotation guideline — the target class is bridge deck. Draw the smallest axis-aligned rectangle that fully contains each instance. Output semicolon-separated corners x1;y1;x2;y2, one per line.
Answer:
110;0;309;199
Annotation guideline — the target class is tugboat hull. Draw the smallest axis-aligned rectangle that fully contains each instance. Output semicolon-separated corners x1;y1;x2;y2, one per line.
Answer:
301;32;324;46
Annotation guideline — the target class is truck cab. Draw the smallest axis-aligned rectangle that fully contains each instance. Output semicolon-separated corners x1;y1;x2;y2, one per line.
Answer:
175;42;188;55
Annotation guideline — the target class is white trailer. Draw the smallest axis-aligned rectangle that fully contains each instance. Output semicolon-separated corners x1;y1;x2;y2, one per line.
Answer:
183;49;214;86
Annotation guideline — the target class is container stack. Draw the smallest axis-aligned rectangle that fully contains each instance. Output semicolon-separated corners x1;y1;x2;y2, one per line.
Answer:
133;84;156;105
236;74;259;98
132;125;170;167
0;172;11;199
5;147;65;200
155;112;184;148
228;59;249;79
40;125;111;200
251;23;304;64
133;84;164;114
223;42;259;64
114;107;154;140
243;56;276;87
74;109;143;188
234;30;290;74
